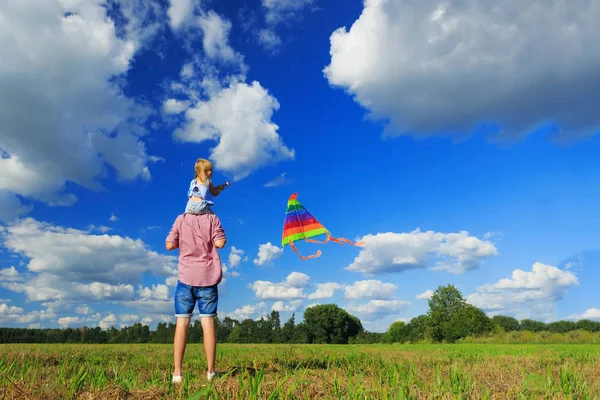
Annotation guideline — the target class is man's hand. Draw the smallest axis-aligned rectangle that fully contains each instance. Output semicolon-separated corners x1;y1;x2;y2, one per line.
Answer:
165;241;178;251
214;238;226;249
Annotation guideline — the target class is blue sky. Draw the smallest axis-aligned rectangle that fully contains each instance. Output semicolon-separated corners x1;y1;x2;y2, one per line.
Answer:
1;0;599;332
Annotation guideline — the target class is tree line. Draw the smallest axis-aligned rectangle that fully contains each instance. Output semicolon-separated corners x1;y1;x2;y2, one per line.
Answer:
1;285;598;344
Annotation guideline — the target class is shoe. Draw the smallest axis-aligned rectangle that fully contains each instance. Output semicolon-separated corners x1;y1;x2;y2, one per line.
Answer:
172;375;183;383
207;371;216;381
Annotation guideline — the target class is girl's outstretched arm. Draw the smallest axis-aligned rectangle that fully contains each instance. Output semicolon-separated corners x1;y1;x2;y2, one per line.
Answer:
209;181;225;196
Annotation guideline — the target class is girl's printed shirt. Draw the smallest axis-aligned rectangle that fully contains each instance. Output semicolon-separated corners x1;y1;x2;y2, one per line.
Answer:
188;179;214;204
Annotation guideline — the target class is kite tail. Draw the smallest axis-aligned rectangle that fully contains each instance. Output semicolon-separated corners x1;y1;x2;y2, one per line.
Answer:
326;233;365;247
306;234;364;247
289;241;322;260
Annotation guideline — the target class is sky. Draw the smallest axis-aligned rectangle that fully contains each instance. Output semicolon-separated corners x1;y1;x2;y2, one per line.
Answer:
0;0;599;333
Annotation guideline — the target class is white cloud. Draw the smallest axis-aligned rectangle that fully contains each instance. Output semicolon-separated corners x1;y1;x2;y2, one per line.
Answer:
76;305;92;315
285;272;310;288
0;0;156;213
223;302;267;321
229;246;245;268
121;298;171;315
0;266;20;281
58;316;82;328
416;290;434;300
346;299;411;317
258;29;283;52
307;282;343;300
344;280;397;300
197;11;245;66
97;226;112;233
1;218;176;285
262;0;313;25
0;303;24;316
249;273;307;300
568;308;600;321
346;229;497;275
4;275;136;303
254;242;284;266
167;0;200;30
109;213;119;222
99;314;118;330
166;5;293;180
271;299;303;312
231;271;240;277
0;303;58;325
163;98;191;114
467;262;579;320
175;79;295;180
110;0;166;46
138;284;170;301
257;0;313;52
324;0;600;141
433;232;501;273
166;276;178;287
0;191;32;222
119;314;140;323
264;172;291;187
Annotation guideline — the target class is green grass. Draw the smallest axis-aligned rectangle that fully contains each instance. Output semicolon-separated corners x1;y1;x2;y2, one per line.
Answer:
1;343;599;399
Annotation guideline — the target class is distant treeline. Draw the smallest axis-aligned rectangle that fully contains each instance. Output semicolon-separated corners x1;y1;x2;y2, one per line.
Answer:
1;285;599;344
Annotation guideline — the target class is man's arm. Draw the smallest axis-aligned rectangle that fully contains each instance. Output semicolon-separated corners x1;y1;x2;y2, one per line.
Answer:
211;215;227;249
165;215;181;251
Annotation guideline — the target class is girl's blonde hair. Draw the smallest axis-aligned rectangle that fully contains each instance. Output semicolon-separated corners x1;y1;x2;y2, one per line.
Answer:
194;158;212;184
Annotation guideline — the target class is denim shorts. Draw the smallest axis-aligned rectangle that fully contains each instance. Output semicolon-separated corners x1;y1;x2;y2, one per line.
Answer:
174;280;219;318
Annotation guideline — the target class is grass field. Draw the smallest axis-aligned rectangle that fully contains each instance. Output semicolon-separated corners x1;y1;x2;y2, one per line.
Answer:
1;343;599;399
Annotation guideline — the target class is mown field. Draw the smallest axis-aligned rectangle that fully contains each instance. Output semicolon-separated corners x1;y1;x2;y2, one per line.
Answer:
1;343;599;399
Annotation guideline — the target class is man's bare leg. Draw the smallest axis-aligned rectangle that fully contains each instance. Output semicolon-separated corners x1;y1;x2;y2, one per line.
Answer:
173;317;190;377
200;317;216;377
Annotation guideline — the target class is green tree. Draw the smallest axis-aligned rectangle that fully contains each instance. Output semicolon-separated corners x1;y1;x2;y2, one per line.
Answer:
189;320;204;342
269;311;283;343
406;315;429;343
229;319;258;343
255;318;272;343
349;331;384;344
151;322;173;343
446;305;494;342
303;304;363;344
291;323;311;344
427;285;467;342
547;320;576;333
574;319;600;332
520;319;547;332
492;315;520;332
384;321;410;343
215;317;237;342
282;313;296;343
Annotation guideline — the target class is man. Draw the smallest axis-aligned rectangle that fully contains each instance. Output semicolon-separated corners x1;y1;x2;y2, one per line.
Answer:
165;212;226;383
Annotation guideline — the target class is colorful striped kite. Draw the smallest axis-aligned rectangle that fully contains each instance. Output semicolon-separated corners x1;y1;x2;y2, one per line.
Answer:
282;193;364;260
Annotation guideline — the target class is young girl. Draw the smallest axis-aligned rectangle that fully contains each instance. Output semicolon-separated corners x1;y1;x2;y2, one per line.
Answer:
185;158;228;215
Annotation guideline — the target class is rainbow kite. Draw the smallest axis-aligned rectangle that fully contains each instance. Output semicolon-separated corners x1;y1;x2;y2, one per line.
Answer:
282;193;364;260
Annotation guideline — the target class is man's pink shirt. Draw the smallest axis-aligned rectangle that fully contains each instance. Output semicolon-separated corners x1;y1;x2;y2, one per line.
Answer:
166;213;226;287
